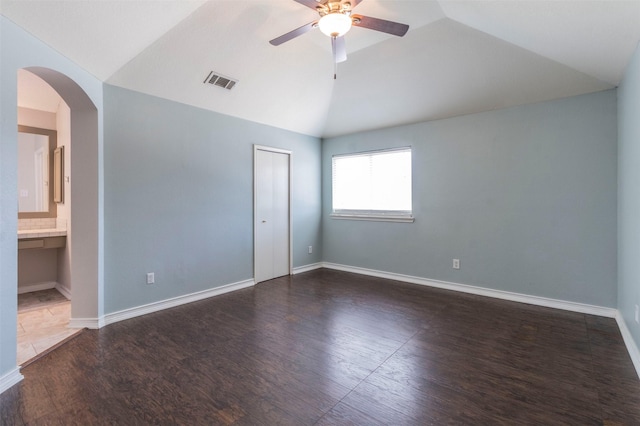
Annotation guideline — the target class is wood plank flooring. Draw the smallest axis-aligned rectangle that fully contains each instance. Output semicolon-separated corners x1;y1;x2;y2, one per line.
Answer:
1;268;639;425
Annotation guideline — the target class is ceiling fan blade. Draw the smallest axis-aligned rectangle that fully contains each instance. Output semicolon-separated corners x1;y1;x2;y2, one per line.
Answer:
332;36;347;63
352;14;409;37
269;21;317;46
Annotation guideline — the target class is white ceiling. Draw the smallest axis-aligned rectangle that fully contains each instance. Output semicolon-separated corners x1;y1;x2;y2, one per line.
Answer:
3;0;640;138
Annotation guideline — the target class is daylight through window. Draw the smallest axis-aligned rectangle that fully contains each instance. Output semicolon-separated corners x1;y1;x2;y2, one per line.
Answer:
332;147;413;221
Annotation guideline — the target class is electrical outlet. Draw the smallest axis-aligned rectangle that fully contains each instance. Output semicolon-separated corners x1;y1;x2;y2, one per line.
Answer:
453;259;460;270
308;246;313;254
635;305;639;324
146;272;155;285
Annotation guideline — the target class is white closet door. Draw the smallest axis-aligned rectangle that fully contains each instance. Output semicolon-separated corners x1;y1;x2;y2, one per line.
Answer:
254;147;291;283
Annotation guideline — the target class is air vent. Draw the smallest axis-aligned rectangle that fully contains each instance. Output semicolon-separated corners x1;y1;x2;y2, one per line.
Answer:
203;71;237;90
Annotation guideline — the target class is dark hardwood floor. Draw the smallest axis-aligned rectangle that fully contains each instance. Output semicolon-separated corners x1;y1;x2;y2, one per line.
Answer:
2;268;640;425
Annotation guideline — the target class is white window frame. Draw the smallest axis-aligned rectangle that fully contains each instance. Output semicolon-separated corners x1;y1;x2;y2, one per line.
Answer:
331;147;414;223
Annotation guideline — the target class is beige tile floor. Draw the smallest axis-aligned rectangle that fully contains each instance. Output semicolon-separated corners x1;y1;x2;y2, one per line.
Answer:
17;289;81;365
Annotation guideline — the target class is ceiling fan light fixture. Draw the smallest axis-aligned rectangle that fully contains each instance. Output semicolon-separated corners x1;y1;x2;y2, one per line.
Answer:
318;13;352;37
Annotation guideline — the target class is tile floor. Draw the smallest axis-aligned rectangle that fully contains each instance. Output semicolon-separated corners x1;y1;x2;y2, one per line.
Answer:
17;289;81;365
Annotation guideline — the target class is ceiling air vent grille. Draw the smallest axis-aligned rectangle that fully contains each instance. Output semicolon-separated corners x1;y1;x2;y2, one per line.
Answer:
203;71;237;90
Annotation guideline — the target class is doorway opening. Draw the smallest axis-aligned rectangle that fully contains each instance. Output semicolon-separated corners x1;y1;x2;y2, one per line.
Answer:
15;67;100;365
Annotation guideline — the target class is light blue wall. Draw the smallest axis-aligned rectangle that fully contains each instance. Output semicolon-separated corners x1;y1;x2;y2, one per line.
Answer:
618;42;640;347
0;16;103;384
322;90;618;307
103;85;321;313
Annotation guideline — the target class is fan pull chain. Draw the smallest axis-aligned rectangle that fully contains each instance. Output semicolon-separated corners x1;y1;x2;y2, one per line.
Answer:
332;36;338;79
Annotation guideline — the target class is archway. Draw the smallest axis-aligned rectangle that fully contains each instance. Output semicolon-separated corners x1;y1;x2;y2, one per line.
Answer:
21;67;101;328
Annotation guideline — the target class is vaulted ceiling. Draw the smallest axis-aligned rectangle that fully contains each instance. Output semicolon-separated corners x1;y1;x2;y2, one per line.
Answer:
3;0;640;138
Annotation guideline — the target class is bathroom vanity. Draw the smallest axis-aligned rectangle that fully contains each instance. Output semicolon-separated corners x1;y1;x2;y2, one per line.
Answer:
18;229;67;250
17;123;69;294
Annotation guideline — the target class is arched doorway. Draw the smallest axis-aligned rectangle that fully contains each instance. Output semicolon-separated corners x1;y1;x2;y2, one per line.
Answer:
20;67;101;329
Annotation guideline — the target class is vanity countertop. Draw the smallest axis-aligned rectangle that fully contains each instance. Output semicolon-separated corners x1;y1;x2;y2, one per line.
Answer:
18;229;67;240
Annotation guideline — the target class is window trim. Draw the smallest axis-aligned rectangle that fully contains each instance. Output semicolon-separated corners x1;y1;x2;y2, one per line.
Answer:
330;212;415;223
331;147;414;223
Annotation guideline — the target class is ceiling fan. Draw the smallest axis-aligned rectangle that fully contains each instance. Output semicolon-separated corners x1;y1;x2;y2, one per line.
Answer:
269;0;409;78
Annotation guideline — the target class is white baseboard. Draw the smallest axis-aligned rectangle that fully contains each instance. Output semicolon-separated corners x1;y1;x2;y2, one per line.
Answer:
616;312;640;379
103;278;255;326
293;263;324;274
68;317;102;329
0;368;23;394
322;262;617;318
17;281;57;294
55;283;71;300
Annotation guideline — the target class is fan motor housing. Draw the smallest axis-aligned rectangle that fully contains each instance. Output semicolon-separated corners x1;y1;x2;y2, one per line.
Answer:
317;1;352;17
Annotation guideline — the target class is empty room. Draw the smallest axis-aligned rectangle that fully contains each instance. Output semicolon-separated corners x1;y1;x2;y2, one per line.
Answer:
1;0;640;424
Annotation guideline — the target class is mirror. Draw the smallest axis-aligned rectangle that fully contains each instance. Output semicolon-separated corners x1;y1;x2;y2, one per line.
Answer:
18;125;57;218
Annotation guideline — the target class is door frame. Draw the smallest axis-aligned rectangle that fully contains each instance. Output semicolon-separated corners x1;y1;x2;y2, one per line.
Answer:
253;145;293;282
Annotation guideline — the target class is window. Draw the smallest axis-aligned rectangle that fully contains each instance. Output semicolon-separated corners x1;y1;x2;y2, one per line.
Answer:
332;147;413;222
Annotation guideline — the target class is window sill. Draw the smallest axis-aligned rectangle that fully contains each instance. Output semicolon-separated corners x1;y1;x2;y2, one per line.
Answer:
330;213;414;223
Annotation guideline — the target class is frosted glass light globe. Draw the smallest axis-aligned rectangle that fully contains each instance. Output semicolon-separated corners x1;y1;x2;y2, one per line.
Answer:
318;13;352;37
